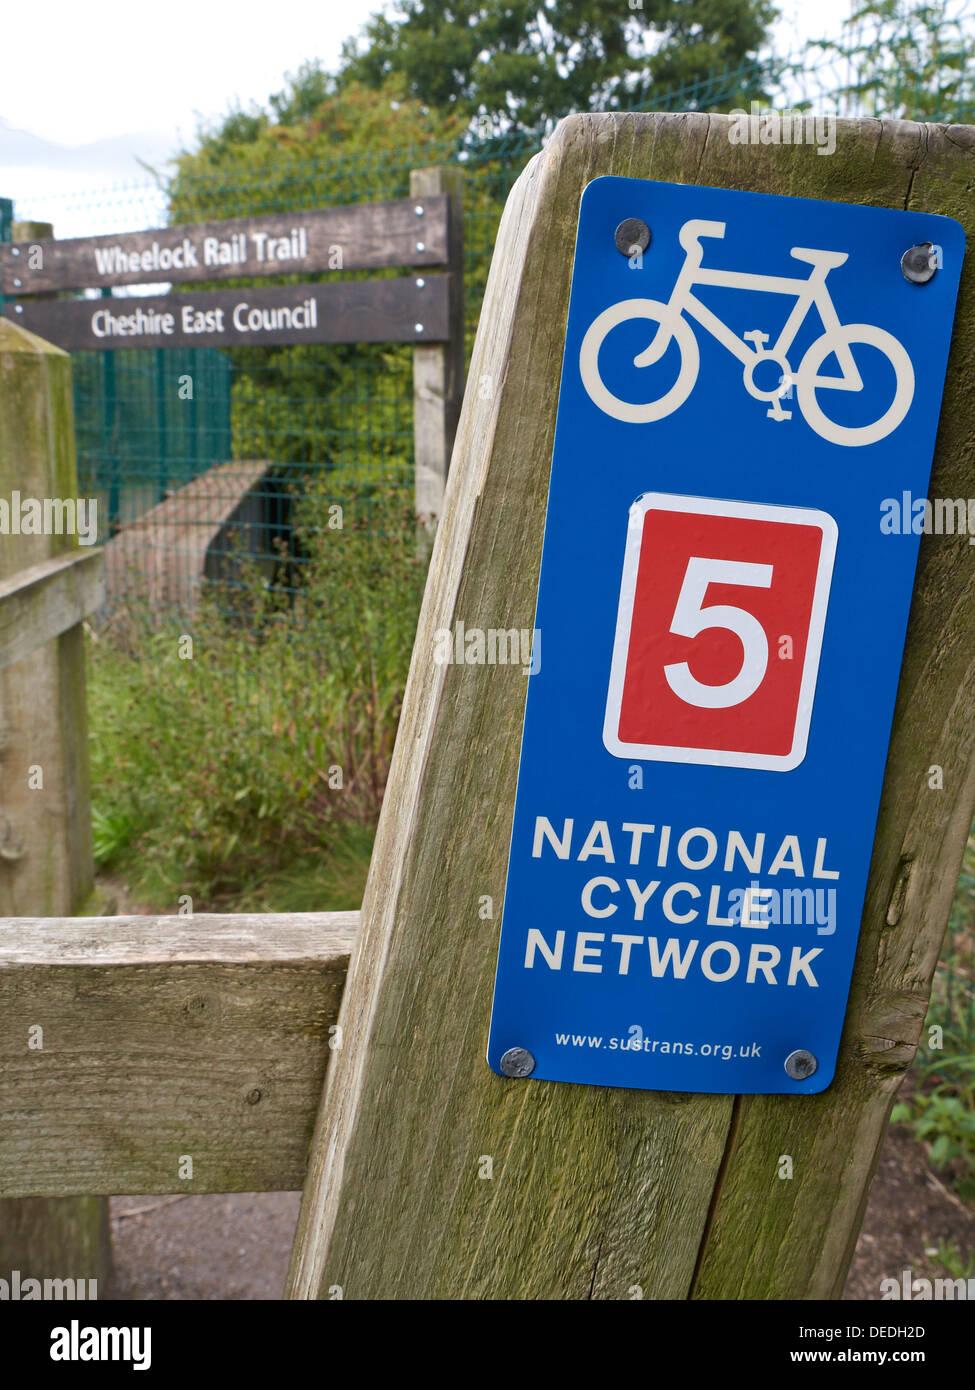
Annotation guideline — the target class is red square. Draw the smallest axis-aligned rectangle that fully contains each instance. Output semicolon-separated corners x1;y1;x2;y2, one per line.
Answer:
603;494;837;771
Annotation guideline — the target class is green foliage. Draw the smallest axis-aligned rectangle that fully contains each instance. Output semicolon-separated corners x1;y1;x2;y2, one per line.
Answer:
91;802;140;870
87;478;424;909
337;0;779;133
175;73;466;190
167;77;475;506
934;1240;975;1280
808;0;975;122
88;70;528;917
893;1083;975;1200
229;823;375;913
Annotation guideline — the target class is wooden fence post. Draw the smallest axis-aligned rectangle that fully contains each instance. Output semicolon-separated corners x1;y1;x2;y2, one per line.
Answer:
287;114;975;1300
411;166;464;529
0;313;111;1289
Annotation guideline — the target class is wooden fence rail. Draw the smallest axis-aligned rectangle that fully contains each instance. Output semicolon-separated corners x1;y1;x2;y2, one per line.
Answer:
0;913;358;1196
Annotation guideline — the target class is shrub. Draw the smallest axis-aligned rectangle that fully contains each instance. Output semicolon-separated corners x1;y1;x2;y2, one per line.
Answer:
88;475;424;908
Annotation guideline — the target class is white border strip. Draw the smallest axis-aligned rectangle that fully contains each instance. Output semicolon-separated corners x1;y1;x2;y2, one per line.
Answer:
602;492;838;772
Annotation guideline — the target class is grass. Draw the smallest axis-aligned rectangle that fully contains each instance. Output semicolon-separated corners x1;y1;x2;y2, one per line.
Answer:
87;476;422;912
935;1241;975;1282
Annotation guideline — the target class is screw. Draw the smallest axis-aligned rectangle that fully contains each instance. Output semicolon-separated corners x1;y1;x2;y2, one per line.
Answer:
615;218;651;257
415;205;424;215
784;1048;818;1080
245;1088;262;1105
414;323;424;334
499;1046;535;1078
11;247;19;256
901;243;937;284
416;241;426;253
416;277;425;288
13;278;21;287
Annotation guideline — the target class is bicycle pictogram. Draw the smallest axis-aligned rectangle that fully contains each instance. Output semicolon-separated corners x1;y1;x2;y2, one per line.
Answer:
579;218;915;447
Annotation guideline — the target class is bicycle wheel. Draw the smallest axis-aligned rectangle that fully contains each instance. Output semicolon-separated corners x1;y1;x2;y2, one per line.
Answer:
578;298;699;424
797;324;915;448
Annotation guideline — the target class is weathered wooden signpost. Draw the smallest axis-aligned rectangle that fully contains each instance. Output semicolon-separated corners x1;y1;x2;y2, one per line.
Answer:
0;306;109;1288
0;174;464;526
287;113;975;1299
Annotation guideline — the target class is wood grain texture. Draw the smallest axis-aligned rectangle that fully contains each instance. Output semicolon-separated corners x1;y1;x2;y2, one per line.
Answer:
692;117;975;1300
288;113;975;1301
411;168;465;527
0;199;449;294
0;913;358;1196
0;549;104;672
4;276;451;353
288;115;737;1303
0;317;109;1279
0;320;94;930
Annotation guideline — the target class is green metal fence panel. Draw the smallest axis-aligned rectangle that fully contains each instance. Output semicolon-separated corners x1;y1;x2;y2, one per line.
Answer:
73;347;233;533
0;199;12;313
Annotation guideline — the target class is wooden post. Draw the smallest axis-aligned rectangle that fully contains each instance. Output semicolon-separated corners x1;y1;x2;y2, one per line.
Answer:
287;114;975;1300
8;221;55;303
9;220;53;244
0;315;111;1290
411;166;464;530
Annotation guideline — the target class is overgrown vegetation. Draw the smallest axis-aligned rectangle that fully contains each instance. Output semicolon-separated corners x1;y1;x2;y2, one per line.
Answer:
88;479;424;910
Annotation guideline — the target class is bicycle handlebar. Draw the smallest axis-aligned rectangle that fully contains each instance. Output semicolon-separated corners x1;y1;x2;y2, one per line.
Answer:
678;219;727;254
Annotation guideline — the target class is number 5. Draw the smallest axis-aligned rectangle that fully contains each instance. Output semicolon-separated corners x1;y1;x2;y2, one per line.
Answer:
664;557;773;709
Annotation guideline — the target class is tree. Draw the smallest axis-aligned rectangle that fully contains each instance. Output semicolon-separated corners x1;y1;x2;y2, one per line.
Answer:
337;0;780;136
177;71;463;182
807;0;975;122
166;76;471;529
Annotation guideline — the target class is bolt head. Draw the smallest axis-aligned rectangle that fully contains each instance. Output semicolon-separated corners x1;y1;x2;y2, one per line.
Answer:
784;1048;818;1081
901;243;936;284
499;1046;535;1078
615;218;651;257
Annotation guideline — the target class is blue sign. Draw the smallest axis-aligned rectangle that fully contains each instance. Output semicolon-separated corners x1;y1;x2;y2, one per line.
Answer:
487;176;964;1094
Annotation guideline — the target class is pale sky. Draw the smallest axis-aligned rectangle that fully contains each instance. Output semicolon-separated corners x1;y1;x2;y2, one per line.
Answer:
1;0;856;234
